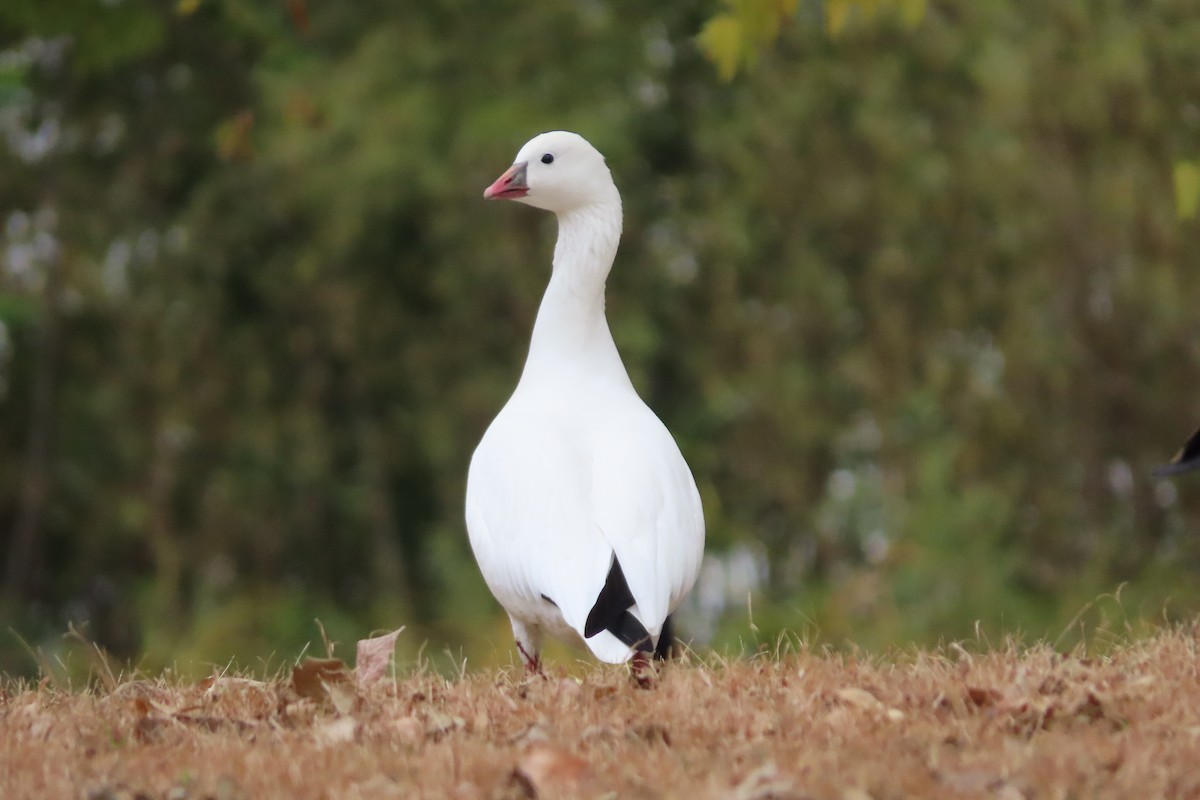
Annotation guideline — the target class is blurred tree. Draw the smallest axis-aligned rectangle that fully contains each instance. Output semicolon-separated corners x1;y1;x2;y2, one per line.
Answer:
0;0;1198;676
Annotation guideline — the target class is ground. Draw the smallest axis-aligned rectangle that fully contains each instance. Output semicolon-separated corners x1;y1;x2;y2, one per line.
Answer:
4;628;1200;800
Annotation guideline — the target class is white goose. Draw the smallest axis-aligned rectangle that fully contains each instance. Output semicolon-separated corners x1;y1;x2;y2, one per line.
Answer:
466;131;705;671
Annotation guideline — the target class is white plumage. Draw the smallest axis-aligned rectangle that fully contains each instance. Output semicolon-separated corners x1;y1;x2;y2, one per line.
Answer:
466;131;705;669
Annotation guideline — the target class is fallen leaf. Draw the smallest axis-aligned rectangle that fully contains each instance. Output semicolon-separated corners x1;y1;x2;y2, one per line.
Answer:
424;710;464;739
283;699;317;726
835;687;883;711
580;724;619;743
356;627;404;688
202;676;270;697
508;722;550;746
513;745;591;797
591;685;618;701
967;686;1002;708
630;721;671;746
134;715;170;744
729;762;802;800
292;657;353;703
328;680;357;715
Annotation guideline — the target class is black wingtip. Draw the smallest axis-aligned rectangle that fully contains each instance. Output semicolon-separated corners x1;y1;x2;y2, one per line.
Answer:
584;556;634;638
1155;426;1200;478
584;555;655;653
608;611;654;653
1154;460;1200;478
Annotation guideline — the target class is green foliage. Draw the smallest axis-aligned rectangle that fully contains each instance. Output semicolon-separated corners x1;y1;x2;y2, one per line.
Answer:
824;0;927;36
700;0;927;80
0;61;26;109
0;294;37;325
157;585;365;678
1174;160;1200;219
0;0;166;74
2;0;1200;675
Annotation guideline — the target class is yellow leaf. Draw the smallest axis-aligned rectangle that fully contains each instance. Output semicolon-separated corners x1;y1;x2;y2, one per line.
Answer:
826;0;852;36
743;0;777;44
699;14;744;81
780;0;800;14
897;0;928;28
1174;160;1200;220
176;0;202;15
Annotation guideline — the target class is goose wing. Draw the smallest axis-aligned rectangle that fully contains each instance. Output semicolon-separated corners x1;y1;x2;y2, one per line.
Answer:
588;404;705;647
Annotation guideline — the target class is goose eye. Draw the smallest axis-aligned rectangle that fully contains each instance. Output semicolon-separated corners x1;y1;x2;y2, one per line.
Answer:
541;153;554;164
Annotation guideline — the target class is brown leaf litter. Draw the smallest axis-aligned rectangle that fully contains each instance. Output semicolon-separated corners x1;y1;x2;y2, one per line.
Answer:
4;628;1200;799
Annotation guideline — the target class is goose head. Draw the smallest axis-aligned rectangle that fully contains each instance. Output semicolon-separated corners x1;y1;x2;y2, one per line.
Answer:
484;131;618;214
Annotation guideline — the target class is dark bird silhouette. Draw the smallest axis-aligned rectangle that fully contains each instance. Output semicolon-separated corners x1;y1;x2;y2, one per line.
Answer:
1155;427;1200;477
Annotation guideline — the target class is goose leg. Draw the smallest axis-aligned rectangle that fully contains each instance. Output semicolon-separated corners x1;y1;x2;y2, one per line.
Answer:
510;617;543;675
630;651;655;688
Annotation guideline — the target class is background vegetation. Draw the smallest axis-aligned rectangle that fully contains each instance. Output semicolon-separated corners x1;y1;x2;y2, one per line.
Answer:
1;0;1198;677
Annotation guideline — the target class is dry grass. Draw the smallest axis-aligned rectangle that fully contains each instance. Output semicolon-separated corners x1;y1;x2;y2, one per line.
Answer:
4;628;1200;800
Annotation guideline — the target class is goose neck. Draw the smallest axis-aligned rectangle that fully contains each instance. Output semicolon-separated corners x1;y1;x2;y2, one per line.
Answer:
550;201;622;287
522;200;626;380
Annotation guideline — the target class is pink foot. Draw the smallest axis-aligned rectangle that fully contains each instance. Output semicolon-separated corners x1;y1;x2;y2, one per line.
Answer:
631;651;655;689
516;641;542;676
